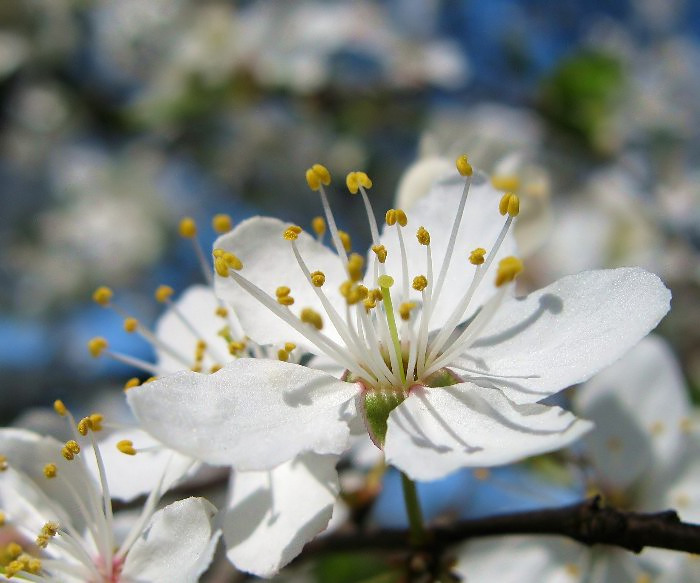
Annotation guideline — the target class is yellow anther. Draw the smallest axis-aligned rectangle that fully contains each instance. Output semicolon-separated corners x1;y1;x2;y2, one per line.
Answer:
145;376;158;383
456;154;473;177
498;192;520;217
277;349;289;362
284;342;296;353
89;413;103;432
223;252;243;271
6;559;23;577
338;230;352;252
339;280;352;298
300;307;323;330
305;164;331;190
191;364;202;373
386;209;397;226
346;172;360;194
228;341;246;355
210;364;222;373
0;511;5;526
416;226;431;245
370;288;383;302
378;274;394;289
6;543;22;559
312;164;331;184
215;306;228;318
364;298;377;310
396;209;407;227
117;440;137;456
495;256;523;287
53;400;67;417
123;317;139;333
310;270;326;287
124;377;141;390
412;275;428;292
41;522;59;537
491;174;520;192
399;302;417;321
196;339;207;350
276;286;291;298
371;244;387;263
155;285;174;303
283;225;302;241
278;295;295;306
25;556;41;574
469;247;487;265
77;418;91;436
92;286;113;306
43;463;57;478
0;455;7;472
565;563;581;577
311;216;326;237
348;253;365;282
87;337;108;358
473;468;491;481
214;257;229;278
212;213;233;233
178;217;197;238
345;171;373;194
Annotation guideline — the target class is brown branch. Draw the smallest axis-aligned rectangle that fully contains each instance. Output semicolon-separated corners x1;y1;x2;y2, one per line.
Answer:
301;496;700;558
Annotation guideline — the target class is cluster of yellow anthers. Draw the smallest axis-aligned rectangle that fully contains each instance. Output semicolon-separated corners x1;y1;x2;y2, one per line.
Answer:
214;155;524;391
87;212;257;384
2;541;42;579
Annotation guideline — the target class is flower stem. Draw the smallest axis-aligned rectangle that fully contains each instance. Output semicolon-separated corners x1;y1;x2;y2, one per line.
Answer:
400;471;426;546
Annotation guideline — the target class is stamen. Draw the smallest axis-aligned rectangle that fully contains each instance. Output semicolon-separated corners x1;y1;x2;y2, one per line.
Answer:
347;171;381;245
179;217;215;286
124;378;141;391
498;192;520;217
116;440;137;456
212;213;233;234
306;164;349;268
88;338;161;376
372;244;388;263
431;154;473;307
226;269;366;378
275;286;295;306
491;174;520;192
495;256;523;287
386;210;409;301
311;216;326;241
92;286;113;306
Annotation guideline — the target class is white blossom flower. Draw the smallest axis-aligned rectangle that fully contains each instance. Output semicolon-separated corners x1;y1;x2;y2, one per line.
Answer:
88;215;342;578
454;335;700;582
0;406;218;582
127;158;669;487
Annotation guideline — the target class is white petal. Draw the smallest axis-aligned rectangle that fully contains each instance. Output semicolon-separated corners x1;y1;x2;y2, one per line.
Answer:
0;428;95;534
384;384;592;481
154;285;230;374
574;335;691;489
92;429;198;502
380;173;517;328
127;359;358;470
223;453;339;577
122;497;219;583
465;268;671;404
454;536;587;583
214;216;348;349
394;155;453;211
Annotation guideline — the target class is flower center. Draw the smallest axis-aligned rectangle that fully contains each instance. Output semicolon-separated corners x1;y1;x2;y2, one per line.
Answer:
215;156;524;394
